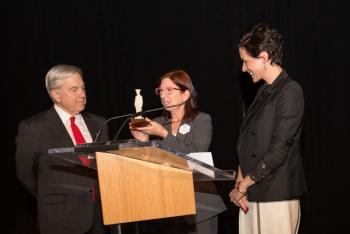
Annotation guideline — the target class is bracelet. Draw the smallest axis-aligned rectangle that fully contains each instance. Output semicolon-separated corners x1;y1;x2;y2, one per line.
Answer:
237;183;246;195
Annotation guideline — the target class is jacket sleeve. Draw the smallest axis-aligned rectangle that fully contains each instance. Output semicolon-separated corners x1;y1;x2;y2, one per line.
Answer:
15;121;38;197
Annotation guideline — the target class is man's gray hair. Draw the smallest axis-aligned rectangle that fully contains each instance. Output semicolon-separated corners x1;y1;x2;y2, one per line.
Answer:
45;64;83;94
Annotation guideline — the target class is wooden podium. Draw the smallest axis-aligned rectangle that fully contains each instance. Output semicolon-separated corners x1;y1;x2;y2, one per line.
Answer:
48;140;234;226
96;146;196;225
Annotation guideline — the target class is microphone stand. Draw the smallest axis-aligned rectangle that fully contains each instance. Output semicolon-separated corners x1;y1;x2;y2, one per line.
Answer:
112;116;133;142
93;113;134;143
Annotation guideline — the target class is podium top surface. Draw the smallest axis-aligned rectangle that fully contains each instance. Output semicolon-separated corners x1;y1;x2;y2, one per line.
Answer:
48;140;235;181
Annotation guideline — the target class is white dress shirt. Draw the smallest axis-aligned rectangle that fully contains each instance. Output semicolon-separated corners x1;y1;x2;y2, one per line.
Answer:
54;104;93;144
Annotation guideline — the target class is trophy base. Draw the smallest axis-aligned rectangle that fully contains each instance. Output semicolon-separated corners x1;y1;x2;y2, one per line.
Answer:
130;118;149;128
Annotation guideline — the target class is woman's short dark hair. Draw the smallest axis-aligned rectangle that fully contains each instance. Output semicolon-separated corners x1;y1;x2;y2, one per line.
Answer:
239;23;284;66
157;70;199;122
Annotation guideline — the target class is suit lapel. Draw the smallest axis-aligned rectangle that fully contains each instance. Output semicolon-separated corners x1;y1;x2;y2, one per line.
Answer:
243;84;266;119
176;122;189;141
44;107;74;147
240;86;271;137
81;112;97;138
239;72;290;142
159;118;189;141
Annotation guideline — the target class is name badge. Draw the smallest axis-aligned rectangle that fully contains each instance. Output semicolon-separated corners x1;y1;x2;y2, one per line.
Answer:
179;124;190;135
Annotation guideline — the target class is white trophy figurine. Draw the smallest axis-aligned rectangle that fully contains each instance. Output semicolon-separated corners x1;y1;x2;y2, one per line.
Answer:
134;89;143;119
131;89;148;128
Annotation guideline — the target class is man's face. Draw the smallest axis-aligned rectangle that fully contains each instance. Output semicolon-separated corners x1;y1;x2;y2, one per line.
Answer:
51;73;86;116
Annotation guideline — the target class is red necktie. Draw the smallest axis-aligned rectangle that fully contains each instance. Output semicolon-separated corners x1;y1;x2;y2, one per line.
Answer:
70;116;90;166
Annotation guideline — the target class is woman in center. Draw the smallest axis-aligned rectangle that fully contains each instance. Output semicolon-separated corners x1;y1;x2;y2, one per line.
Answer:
130;69;211;153
130;69;225;234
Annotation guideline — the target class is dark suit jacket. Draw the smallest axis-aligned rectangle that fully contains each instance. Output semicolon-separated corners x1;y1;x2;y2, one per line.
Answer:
15;107;108;234
237;70;307;202
153;112;226;228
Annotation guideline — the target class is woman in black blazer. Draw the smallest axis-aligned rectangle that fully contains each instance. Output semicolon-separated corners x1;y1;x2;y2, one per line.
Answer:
130;70;226;234
229;23;307;234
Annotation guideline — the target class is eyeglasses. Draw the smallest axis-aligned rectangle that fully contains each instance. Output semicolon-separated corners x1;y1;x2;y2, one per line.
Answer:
155;87;182;95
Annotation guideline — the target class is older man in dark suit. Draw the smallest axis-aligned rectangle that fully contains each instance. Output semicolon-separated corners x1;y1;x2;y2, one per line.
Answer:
15;64;108;234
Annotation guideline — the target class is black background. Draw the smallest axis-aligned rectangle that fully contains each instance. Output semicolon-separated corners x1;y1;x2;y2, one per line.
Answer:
4;0;349;233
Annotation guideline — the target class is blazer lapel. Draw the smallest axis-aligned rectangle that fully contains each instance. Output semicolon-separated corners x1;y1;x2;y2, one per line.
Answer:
160;119;189;142
81;112;98;138
244;84;266;119
176;122;190;142
161;119;175;137
44;107;74;147
238;72;290;143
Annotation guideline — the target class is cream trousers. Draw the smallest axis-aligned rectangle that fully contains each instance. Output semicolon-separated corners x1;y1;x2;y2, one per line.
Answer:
239;199;300;234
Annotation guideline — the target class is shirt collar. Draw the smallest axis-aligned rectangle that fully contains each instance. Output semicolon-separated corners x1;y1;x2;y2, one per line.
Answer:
54;104;82;123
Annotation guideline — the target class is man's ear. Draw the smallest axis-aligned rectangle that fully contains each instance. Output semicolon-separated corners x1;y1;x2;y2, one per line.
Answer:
258;51;269;63
50;89;61;103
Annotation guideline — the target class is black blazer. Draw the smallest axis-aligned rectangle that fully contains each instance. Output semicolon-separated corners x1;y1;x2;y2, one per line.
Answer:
237;71;307;202
15;107;108;234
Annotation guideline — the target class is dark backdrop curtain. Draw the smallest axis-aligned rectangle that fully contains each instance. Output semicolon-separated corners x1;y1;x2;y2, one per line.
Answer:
4;0;349;233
